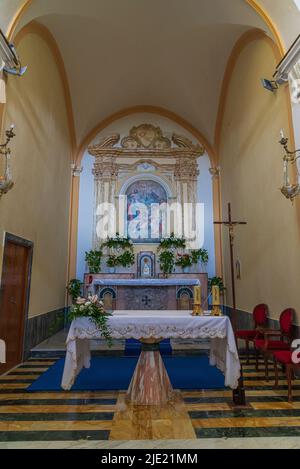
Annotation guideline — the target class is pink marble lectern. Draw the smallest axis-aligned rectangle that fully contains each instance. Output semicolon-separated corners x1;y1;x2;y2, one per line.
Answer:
126;339;174;406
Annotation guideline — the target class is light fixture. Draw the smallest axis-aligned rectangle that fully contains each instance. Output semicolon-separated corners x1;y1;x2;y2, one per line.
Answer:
0;125;15;198
261;79;278;93
279;130;300;202
274;34;300;85
0;29;27;76
262;34;300;92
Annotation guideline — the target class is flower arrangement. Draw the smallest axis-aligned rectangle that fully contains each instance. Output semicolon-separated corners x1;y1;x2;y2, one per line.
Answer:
85;250;103;274
175;253;193;269
69;295;112;346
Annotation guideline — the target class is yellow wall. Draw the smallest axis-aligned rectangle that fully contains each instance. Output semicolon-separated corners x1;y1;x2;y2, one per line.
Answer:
219;37;300;324
0;31;72;318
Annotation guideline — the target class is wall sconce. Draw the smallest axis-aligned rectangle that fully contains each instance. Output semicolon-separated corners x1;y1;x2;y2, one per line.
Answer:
0;125;15;198
71;163;83;177
209;167;221;178
279;130;300;202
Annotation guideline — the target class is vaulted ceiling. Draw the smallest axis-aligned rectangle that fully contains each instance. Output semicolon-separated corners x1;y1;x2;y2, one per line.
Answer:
1;0;300;149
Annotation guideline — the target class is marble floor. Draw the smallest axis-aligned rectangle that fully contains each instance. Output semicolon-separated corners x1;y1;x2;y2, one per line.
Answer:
1;353;300;449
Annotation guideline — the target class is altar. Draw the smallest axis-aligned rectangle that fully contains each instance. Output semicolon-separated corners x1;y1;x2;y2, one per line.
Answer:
61;311;241;406
84;273;208;311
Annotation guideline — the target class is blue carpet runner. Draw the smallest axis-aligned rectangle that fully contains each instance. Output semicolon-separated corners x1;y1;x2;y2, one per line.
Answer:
28;355;225;392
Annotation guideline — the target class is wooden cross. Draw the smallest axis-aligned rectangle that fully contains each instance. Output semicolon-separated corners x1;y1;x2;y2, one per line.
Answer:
214;203;247;325
215;203;247;407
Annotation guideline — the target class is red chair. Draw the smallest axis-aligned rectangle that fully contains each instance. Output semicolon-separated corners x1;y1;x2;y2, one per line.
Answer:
254;308;295;379
273;350;300;402
235;304;268;364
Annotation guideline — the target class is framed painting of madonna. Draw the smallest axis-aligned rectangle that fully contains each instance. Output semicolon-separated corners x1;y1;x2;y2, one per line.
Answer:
126;180;168;243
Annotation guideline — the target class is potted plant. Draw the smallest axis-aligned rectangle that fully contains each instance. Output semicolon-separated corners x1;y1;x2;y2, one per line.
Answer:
159;250;175;277
85;250;103;274
191;249;209;269
117;251;135;268
66;279;82;304
208;276;226;294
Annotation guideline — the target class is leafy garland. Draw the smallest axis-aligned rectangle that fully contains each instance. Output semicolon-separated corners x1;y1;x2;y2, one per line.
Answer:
69;295;112;347
158;234;209;275
101;233;134;251
158;232;186;251
102;233;135;269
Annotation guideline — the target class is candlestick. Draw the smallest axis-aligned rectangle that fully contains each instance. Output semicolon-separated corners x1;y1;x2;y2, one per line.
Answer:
212;286;220;305
211;285;222;317
192;285;203;316
194;285;201;304
280;129;285;140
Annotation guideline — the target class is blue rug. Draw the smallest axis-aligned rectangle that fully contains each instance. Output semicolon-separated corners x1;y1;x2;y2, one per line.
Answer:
27;355;225;392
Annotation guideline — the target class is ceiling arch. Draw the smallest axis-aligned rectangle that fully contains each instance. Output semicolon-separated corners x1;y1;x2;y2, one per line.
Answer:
2;0;300;151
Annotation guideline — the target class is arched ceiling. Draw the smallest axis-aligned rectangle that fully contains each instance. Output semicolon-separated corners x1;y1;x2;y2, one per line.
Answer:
1;0;300;149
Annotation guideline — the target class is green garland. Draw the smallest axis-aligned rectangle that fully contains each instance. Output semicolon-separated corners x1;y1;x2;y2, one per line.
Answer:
158;233;186;251
107;251;135;268
158;234;209;274
101;233;134;251
102;233;135;269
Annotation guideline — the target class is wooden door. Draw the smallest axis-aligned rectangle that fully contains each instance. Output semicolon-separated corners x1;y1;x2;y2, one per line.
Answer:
0;234;33;374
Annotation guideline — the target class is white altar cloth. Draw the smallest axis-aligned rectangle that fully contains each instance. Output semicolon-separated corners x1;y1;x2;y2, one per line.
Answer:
61;311;240;391
93;279;200;287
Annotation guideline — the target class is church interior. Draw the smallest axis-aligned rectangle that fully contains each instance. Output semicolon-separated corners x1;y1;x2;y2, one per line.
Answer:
1;0;300;450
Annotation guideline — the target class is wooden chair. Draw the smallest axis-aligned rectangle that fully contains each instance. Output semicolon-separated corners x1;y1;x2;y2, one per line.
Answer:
254;308;295;379
235;304;268;364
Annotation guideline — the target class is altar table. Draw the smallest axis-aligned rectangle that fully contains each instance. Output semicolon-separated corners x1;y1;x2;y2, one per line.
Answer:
85;275;208;311
61;311;240;405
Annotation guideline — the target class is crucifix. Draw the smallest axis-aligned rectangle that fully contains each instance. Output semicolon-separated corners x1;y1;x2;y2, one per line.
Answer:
214;202;247;330
214;202;247;407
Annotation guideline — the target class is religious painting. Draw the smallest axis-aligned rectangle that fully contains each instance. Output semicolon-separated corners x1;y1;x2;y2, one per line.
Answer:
126;180;168;243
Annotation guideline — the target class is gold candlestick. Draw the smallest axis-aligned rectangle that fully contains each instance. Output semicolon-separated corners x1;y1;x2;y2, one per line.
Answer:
192;285;204;316
211;285;222;316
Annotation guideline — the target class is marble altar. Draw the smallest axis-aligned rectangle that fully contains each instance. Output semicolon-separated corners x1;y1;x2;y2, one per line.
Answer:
84;273;208;311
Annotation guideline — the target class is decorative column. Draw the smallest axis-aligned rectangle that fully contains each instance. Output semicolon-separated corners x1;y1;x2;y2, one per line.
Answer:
92;155;118;248
174;156;199;245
